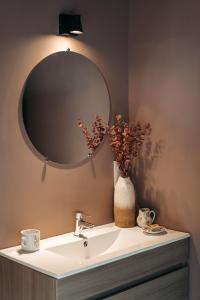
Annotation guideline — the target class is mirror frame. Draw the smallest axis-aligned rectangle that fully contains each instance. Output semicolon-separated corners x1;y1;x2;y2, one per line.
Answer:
19;50;111;169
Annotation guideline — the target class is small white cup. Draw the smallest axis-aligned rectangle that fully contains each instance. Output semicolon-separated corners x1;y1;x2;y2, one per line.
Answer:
21;229;40;252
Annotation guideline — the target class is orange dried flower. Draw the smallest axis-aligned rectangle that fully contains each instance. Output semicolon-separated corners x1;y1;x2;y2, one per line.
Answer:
108;115;151;177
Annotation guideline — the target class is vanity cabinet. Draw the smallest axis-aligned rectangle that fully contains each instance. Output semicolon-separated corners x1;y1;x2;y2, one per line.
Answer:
0;237;189;300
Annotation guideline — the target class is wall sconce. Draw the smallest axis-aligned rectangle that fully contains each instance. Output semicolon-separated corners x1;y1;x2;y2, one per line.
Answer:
59;14;83;36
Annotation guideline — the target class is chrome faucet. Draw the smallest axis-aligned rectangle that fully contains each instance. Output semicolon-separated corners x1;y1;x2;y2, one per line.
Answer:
74;212;94;237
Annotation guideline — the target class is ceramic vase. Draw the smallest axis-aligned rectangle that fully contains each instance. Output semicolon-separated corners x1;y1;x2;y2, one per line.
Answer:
114;165;136;228
113;161;120;186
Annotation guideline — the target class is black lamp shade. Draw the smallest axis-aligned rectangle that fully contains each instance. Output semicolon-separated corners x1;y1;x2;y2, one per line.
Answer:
59;14;83;36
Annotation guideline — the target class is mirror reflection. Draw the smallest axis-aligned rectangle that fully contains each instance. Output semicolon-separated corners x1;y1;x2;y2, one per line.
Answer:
22;51;110;165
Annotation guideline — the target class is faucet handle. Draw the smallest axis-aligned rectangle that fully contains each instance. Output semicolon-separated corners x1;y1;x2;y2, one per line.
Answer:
75;211;91;221
75;211;83;220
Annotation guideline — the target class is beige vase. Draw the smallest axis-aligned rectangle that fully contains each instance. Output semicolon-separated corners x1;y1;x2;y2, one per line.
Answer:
114;175;136;228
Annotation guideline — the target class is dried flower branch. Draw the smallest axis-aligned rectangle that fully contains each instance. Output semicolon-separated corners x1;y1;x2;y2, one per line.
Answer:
78;115;107;156
108;114;151;177
78;114;151;174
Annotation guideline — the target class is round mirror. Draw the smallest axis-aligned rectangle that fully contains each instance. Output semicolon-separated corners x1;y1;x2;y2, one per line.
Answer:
22;51;110;166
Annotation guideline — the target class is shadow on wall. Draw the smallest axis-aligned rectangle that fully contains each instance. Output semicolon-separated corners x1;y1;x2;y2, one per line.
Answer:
132;137;165;217
133;137;193;231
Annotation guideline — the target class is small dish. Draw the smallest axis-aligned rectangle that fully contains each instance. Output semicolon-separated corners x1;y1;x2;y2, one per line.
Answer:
143;225;167;235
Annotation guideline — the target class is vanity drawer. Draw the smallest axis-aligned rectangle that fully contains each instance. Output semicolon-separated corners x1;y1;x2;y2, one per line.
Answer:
57;238;189;300
104;267;189;300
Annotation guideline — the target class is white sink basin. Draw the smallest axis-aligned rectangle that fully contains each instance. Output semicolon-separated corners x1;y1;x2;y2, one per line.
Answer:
0;223;189;279
46;229;121;261
46;226;157;262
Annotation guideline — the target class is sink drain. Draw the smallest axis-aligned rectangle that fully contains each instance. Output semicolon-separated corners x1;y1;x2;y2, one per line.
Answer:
83;241;88;247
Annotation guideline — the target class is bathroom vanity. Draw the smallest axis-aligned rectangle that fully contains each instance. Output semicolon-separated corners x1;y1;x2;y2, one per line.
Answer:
0;224;189;300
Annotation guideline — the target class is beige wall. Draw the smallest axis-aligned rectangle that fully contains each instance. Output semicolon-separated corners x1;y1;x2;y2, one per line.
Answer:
0;0;128;248
128;1;200;299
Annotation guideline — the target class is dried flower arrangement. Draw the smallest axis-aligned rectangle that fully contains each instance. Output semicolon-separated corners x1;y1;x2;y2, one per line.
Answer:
108;115;151;177
78;114;151;175
78;115;106;156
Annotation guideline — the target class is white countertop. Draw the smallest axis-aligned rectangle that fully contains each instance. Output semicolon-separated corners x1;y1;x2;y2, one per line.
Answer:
0;223;190;279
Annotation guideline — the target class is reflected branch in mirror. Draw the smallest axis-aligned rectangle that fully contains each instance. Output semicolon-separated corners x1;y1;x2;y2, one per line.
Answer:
78;115;107;157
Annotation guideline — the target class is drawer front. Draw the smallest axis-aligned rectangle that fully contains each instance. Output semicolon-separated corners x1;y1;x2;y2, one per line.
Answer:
57;239;189;300
0;256;56;300
104;267;189;300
